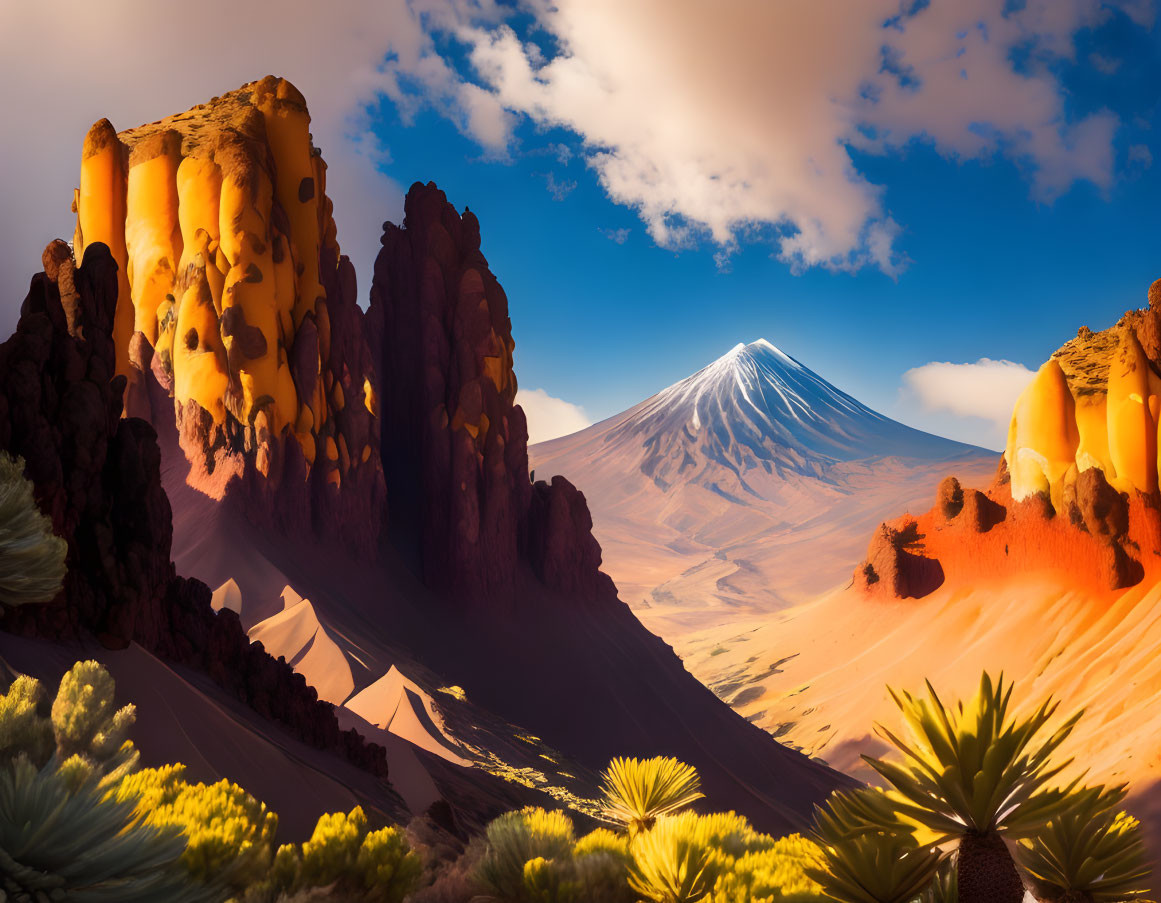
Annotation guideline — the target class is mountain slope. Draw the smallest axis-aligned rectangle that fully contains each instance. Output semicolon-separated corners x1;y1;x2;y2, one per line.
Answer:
0;78;847;842
531;339;996;637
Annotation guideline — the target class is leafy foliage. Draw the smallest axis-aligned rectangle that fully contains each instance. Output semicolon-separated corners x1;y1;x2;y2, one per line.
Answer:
707;835;825;902
0;675;53;765
627;812;717;903
0;660;138;788
863;671;1082;841
268;805;422;903
1014;784;1152;902
0;451;67;608
0;755;216;903
477;806;577;901
919;860;956;903
627;810;779;903
600;756;705;834
805;788;942;903
114;763;278;890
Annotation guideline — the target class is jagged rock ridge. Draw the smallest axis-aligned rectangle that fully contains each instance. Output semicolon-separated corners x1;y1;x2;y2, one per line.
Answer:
0;241;386;776
367;183;615;604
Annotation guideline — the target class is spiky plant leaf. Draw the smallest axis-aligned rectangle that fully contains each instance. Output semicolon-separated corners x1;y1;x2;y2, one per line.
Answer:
600;756;705;834
0;451;66;607
863;672;1082;841
1014;785;1152;902
805;788;942;903
627;812;717;903
0;756;216;902
920;859;956;903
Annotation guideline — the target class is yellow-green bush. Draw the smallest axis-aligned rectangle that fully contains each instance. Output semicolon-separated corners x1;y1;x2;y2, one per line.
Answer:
0;451;66;609
271;806;422;903
708;835;825;902
357;824;426;902
477;806;577;901
0;661;138;785
114;763;278;890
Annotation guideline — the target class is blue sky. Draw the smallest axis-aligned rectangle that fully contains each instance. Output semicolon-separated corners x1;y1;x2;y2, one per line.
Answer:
2;1;1160;451
359;2;1161;450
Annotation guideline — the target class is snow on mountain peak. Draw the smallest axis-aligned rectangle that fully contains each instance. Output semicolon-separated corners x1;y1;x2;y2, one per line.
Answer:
593;338;985;484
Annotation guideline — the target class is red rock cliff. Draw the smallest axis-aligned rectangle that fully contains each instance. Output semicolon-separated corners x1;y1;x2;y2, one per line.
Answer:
367;182;617;605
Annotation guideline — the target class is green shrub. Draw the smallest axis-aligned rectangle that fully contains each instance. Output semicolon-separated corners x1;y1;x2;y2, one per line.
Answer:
0;674;53;765
1014;784;1151;902
0;451;66;608
269;805;423;903
0;755;216;903
477;806;577;901
357;825;425;902
708;835;825;902
626;810;770;903
114;763;278;891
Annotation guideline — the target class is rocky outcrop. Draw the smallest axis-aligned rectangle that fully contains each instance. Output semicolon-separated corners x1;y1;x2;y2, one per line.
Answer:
72;77;384;557
858;276;1161;599
0;241;386;777
854;520;944;599
368;182;617;605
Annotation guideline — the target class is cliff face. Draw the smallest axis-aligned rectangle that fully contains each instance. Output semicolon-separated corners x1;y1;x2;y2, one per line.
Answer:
367;182;617;604
0;240;386;775
72;77;384;555
856;278;1161;599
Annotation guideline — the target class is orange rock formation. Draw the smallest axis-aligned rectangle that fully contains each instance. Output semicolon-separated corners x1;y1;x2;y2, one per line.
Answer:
856;278;1161;598
72;77;384;552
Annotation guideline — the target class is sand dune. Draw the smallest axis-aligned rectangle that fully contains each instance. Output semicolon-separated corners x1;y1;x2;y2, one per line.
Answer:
345;666;472;766
210;578;244;616
247;599;355;706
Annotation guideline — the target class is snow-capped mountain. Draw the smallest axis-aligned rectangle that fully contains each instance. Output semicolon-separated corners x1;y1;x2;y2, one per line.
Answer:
529;340;996;633
598;339;977;491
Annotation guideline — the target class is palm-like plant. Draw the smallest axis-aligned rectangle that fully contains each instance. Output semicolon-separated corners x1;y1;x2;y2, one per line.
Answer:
0;451;66;608
0;756;216;902
1014;785;1152;902
805;788;942;903
921;859;957;903
863;672;1082;903
600;756;705;834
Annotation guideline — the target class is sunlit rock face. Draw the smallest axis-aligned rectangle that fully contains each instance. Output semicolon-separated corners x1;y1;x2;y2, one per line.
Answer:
856;278;1161;597
72;77;384;554
1007;311;1161;503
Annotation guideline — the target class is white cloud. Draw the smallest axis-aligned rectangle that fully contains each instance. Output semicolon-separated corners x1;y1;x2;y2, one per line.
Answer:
0;0;1151;323
900;358;1036;448
439;0;1146;273
517;388;592;445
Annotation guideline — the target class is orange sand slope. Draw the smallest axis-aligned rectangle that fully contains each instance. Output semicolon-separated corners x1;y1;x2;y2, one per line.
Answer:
680;573;1161;803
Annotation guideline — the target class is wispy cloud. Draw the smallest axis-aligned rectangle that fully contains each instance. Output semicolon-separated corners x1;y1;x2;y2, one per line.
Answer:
599;227;631;245
545;171;577;201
